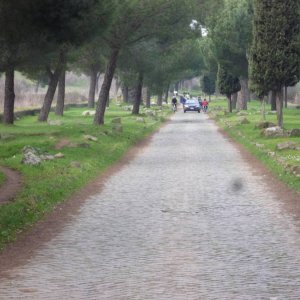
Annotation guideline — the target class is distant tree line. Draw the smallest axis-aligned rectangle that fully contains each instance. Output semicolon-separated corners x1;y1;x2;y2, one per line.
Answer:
0;0;299;127
0;0;205;125
200;0;300;127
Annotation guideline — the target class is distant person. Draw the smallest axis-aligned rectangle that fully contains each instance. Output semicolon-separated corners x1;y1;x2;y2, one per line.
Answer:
198;96;202;110
171;96;178;111
202;99;208;112
180;95;186;109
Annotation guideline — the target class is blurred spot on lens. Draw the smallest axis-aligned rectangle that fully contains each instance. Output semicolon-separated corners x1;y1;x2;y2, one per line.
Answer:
231;178;244;192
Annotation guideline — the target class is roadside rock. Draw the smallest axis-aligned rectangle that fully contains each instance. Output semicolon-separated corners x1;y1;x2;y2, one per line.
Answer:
136;117;145;123
123;106;132;111
112;124;123;134
0;133;15;140
292;165;300;177
145;110;156;117
82;110;96;116
77;143;90;148
255;121;276;129
238;117;250;125
70;161;81;168
54;153;65;159
22;146;42;166
255;143;265;149
289;128;300;137
111;117;122;124
48;120;63;126
276;141;298;151
237;111;248;116
83;135;98;142
261;126;286;138
40;154;55;160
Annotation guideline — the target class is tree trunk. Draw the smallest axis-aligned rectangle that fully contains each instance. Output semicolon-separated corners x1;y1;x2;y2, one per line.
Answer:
284;86;288;108
261;97;266;121
3;66;15;125
276;88;283;128
94;48;119;125
157;93;163;106
121;83;129;103
232;92;238;110
227;95;232;113
55;69;66;116
146;88;151;108
175;81;179;92
38;51;65;122
270;90;276;111
164;84;169;104
238;78;249;110
132;72;144;115
88;69;97;108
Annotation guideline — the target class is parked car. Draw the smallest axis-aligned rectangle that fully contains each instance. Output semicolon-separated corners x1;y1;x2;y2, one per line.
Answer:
183;99;201;113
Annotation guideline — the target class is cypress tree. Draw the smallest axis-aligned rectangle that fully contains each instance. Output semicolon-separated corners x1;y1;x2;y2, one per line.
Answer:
217;65;241;113
250;0;300;127
201;73;216;101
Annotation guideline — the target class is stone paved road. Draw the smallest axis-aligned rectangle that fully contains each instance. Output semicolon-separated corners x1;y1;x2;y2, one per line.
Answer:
0;112;300;300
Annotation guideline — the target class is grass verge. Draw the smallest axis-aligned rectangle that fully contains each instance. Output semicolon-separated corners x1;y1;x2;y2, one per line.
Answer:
0;170;5;186
0;104;170;249
209;99;300;193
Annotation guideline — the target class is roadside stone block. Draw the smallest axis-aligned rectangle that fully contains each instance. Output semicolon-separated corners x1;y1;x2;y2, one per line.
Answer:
238;117;250;125
276;141;298;151
289;128;300;137
261;126;286;138
112;124;123;134
255;121;276;129
48;120;63;126
111;117;122;124
82;110;96;116
83;135;98;142
136;117;145;123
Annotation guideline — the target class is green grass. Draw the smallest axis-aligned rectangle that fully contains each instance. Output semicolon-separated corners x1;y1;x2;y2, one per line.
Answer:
0;104;170;249
0;170;5;186
209;99;300;192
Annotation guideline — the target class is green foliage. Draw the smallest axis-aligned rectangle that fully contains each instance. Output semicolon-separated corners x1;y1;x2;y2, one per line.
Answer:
207;0;253;78
0;0;37;70
0;170;5;186
201;73;216;95
250;0;300;94
217;65;241;98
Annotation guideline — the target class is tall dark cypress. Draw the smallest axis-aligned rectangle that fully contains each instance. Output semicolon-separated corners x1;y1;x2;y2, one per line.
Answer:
250;0;300;127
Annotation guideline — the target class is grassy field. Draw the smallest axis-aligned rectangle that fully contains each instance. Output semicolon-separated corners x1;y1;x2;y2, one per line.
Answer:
0;104;170;249
0;170;5;186
209;98;300;192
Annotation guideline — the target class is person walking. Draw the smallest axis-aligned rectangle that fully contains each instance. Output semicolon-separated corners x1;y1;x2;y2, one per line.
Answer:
198;96;203;112
171;96;178;112
180;95;186;109
202;98;208;113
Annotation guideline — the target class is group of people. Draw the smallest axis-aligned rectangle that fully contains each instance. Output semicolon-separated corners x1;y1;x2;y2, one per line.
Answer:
171;94;209;113
198;97;209;112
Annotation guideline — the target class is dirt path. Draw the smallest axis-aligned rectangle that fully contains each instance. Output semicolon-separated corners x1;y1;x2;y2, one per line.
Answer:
0;166;22;204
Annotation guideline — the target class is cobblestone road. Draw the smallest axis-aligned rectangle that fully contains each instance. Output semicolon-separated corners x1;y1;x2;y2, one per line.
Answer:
0;112;300;299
